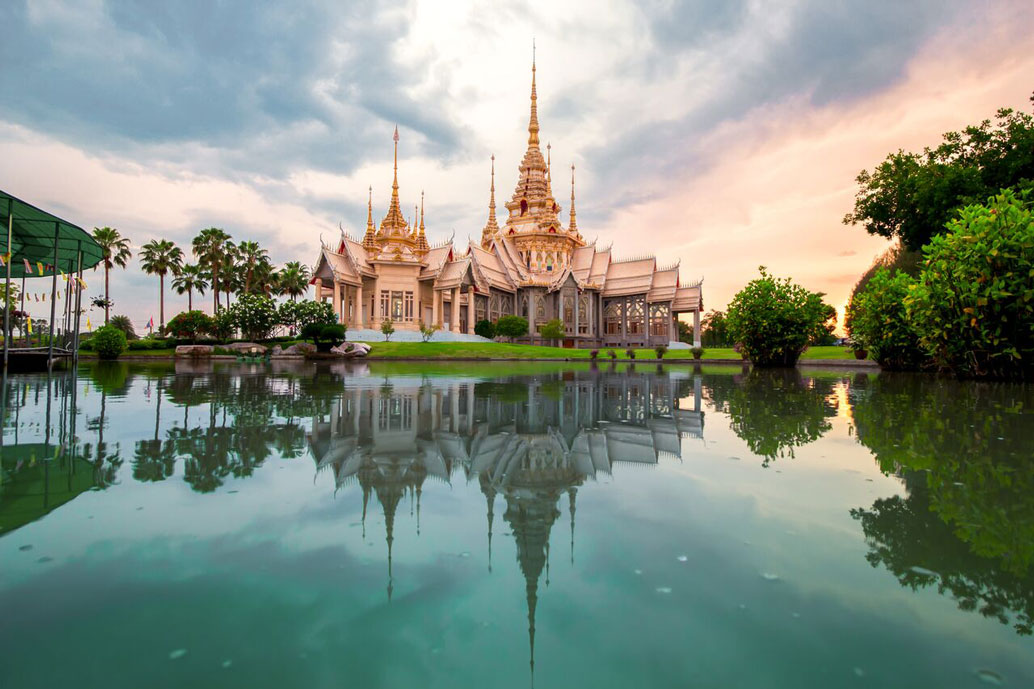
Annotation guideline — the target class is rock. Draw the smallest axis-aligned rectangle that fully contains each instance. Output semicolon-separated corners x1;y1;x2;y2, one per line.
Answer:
282;342;316;356
174;345;213;358
331;341;370;358
271;345;283;356
223;342;267;354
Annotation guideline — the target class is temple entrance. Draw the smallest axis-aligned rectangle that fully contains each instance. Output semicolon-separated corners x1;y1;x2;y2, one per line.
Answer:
563;338;575;349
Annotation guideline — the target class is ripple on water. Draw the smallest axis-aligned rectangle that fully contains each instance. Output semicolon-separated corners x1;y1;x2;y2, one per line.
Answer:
169;649;188;660
975;669;1003;686
761;572;780;581
677;555;688;562
655;587;672;594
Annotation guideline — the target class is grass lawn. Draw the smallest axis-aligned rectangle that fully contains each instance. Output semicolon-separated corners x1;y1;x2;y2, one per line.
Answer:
108;342;854;360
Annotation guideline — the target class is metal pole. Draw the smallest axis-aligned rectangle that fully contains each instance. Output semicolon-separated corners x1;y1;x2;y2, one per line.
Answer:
47;222;59;368
72;246;83;366
3;198;13;372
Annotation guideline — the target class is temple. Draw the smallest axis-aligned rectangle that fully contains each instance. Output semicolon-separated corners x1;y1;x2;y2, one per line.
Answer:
311;55;703;348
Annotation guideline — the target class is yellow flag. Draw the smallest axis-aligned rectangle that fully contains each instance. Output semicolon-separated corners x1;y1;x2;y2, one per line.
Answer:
27;316;32;334
78;278;87;290
36;261;44;276
62;272;68;282
86;317;92;331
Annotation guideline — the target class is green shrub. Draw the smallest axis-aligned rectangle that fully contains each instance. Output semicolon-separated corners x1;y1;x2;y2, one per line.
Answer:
92;325;127;360
380;319;395;341
301;323;322;342
418;321;438;343
654;345;668;359
229;294;278;341
690;346;704;360
109;314;137;340
538;318;564;343
279;299;336;333
607;349;617;359
625;348;636;360
166;310;213;343
846;267;925;370
727;267;835;367
906;189;1034;379
474;319;496;339
320;324;346;342
211;309;235;341
495;315;529;341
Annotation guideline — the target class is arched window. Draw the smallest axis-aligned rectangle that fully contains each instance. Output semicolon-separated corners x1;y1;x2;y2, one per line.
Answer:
520;199;528;216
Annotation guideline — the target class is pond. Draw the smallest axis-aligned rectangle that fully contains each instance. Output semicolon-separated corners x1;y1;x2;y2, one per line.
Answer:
1;360;1032;688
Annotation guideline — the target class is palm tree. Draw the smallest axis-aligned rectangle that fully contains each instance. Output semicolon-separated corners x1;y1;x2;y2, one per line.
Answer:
237;241;269;295
218;244;238;307
92;226;132;324
139;239;184;331
191;228;232;312
172;263;208;312
277;261;311;301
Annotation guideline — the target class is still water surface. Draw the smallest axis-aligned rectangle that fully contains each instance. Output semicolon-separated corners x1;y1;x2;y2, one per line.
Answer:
1;361;1032;688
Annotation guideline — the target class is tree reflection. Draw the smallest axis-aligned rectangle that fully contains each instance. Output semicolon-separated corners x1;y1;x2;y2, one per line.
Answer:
851;373;1034;635
705;368;838;465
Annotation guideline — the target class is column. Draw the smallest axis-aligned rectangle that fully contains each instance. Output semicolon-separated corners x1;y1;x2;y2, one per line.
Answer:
314;277;323;302
332;280;342;324
574;292;580;345
431;289;440;328
466;382;475;435
371;281;380;328
451;287;461;333
355;284;364;329
693;309;701;348
467;287;476;335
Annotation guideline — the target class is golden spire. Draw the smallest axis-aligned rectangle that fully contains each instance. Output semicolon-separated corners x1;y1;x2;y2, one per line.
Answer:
569;164;578;234
546;142;551;180
364;185;376;248
379;125;409;236
481;155;500;248
416;190;429;252
528;42;539;147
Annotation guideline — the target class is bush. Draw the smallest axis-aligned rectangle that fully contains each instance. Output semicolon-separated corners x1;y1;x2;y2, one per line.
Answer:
229;294;278;341
538;318;564;343
846;268;925;370
109;314;137;340
495;315;529;341
607;349;617;359
906;189;1034;379
279;300;336;333
321;323;346;342
654;345;668;359
91;325;127;360
211;309;235;341
474;319;496;339
690;346;704;360
380;319;395;341
418;321;438;343
727;267;835;367
625;348;636;360
590;349;599;360
166;310;213;343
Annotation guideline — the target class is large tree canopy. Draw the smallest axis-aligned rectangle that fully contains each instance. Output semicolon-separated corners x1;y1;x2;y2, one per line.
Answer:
844;94;1034;251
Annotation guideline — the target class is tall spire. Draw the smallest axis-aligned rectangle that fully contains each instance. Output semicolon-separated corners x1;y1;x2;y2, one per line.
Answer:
416;193;429;252
380;125;409;236
528;41;539;147
568;164;578;235
364;185;376;248
481;155;500;248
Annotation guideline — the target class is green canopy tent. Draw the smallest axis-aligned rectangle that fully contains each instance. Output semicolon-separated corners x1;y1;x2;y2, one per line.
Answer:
1;190;104;371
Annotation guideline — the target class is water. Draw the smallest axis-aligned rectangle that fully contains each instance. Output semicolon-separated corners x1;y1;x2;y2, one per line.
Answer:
1;360;1032;688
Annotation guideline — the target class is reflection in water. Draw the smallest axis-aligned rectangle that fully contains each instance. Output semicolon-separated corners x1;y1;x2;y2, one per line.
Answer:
704;368;839;465
307;368;705;673
851;374;1034;635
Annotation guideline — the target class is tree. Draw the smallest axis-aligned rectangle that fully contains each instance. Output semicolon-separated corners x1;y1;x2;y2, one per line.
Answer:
538;318;564;344
277;261;311;301
92;226;132;324
419;321;439;342
172;263;208;312
191;228;232;312
237;240;269;295
228;294;278;341
166;310;213;343
846;267;925;370
109;314;137;340
91;325;127;360
701;310;730;347
726;267;835;367
474;319;496;339
495;315;528;341
380;319;395;341
139;239;184;331
218;243;239;307
677;320;693;345
278;299;335;333
905;189;1034;379
844;94;1034;251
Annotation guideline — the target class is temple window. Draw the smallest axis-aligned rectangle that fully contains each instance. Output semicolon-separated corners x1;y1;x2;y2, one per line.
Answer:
476;296;486;323
627;298;645;335
650;303;669;337
520;199;528;215
535;295;546;325
380;291;390;319
604;300;621;335
563;295;574;328
578;294;590;334
404;292;414;321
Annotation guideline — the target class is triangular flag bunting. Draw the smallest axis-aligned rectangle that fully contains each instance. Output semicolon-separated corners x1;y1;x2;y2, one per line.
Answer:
36;262;44;276
23;258;31;272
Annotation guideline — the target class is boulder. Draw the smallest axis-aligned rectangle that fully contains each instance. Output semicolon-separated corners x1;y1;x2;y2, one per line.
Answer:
282;342;316;356
330;341;371;358
175;345;213;358
223;342;267;354
271;345;283;356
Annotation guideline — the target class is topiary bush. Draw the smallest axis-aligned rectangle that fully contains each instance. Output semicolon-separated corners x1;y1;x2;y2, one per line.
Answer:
474;319;495;339
727;267;836;367
166;310;213;343
906;189;1034;379
91;325;127;360
495;315;529;341
846;267;926;370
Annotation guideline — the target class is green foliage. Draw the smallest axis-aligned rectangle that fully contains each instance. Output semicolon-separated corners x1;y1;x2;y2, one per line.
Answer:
726;267;835;367
538;318;564;341
677;320;693;344
844;95;1034;251
589;349;599;359
849;242;923;306
165;310;213;343
380;319;395;341
127;337;173;351
418;321;439;343
690;346;704;360
701;309;730;347
906;190;1034;379
320;324;346;342
846;268;925;370
495;315;529;340
654;345;667;359
279;299;336;333
91;325;127;360
229;294;278;340
108;314;137;340
474;319;496;339
210;309;235;341
607;349;617;359
625;348;636;359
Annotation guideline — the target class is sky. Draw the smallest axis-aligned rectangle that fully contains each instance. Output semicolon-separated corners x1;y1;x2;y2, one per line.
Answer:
2;0;1033;331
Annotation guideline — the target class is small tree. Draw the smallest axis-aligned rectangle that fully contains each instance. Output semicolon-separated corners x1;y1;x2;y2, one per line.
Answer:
495;315;528;341
727;267;835;367
92;325;127;360
380;319;395;342
280;299;336;334
538;318;564;345
211;310;235;342
474;319;496;339
166;310;213;343
109;314;137;340
418;321;439;343
229;294;278;341
846;267;925;370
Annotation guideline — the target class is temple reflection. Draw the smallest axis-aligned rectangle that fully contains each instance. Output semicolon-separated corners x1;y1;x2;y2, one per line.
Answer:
307;368;705;673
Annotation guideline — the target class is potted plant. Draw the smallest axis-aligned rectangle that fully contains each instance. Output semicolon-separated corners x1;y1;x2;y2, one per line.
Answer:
690;346;704;360
625;348;636;360
654;345;667;360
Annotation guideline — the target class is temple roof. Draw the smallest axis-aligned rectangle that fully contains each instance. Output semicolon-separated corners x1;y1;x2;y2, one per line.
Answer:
646;266;679;303
435;256;472;290
602;257;657;297
469;244;517;292
672;283;704;312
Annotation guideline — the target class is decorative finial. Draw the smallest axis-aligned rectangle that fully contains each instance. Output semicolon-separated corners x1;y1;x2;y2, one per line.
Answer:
482;155;500;247
420;191;425;231
569;163;578;233
364;185;376;247
546;143;551;180
528;41;539;147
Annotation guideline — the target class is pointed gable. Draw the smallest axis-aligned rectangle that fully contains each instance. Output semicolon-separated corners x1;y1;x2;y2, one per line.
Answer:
602;257;656;297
